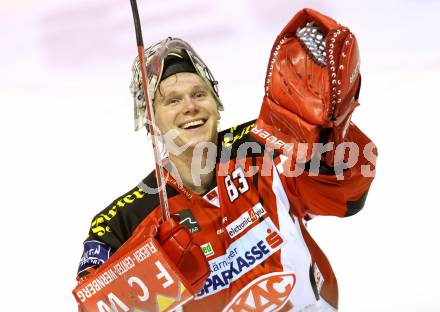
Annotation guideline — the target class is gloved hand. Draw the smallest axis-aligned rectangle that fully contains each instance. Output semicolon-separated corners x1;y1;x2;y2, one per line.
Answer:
256;8;361;166
155;216;211;294
74;216;210;311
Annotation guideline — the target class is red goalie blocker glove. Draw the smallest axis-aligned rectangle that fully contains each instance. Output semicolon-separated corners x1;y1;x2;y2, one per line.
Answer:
74;216;210;311
133;215;211;294
155;216;211;294
255;8;361;165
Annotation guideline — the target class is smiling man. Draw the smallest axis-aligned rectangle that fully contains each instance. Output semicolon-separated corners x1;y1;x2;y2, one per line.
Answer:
76;9;377;312
153;54;221;194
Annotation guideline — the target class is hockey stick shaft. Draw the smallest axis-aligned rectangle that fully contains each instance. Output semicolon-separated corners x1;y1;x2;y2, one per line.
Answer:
129;0;170;220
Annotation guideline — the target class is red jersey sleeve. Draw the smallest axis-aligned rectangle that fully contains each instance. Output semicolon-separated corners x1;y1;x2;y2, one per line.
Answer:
285;123;377;218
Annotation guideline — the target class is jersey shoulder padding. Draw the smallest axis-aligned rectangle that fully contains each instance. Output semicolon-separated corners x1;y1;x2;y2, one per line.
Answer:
85;171;179;250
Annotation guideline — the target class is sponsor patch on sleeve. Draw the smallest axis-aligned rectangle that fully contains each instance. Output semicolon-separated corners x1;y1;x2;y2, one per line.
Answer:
77;240;111;275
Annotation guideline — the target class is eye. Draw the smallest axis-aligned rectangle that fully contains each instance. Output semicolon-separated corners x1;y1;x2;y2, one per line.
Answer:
167;98;180;105
193;91;207;98
137;94;143;101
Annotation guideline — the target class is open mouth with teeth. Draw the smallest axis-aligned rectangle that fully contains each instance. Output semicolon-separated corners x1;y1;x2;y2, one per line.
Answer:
179;119;207;130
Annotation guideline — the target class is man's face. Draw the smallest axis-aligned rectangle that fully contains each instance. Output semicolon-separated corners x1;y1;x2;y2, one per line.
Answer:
154;72;219;150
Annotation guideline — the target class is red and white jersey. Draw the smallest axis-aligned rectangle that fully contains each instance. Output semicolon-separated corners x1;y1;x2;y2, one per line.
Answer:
78;120;376;311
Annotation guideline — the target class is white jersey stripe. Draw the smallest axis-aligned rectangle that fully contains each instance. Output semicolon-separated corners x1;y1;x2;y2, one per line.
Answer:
271;164;319;311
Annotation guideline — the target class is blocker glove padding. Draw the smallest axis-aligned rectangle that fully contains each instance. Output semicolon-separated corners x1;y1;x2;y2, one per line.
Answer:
156;216;211;294
132;215;211;295
256;8;361;166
